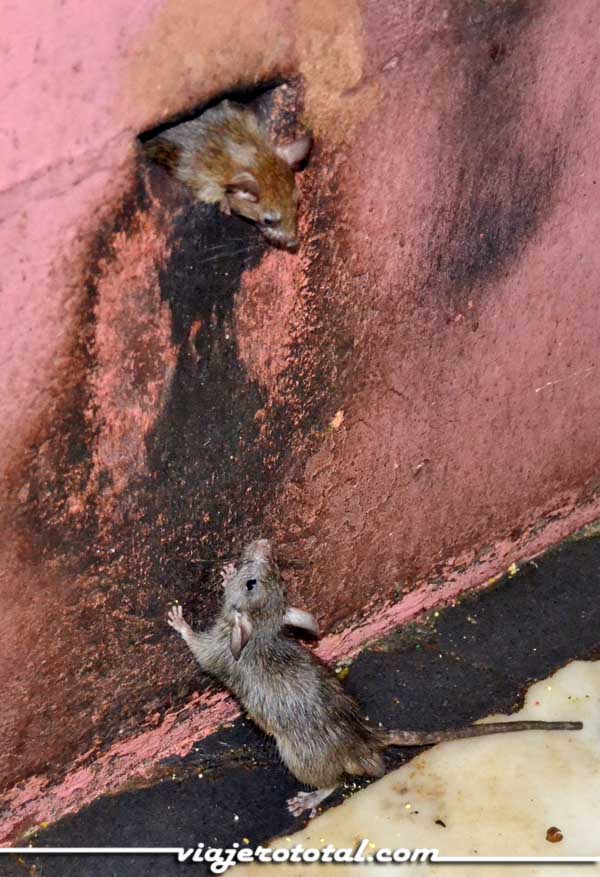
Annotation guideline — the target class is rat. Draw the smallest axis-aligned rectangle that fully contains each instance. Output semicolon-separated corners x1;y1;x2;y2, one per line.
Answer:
167;539;582;818
143;99;311;250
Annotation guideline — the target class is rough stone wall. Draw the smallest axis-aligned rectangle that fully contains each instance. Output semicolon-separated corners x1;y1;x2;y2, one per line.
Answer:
1;0;600;829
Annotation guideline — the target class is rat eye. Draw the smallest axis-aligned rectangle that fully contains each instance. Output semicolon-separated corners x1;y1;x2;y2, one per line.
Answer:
245;578;257;591
262;213;281;227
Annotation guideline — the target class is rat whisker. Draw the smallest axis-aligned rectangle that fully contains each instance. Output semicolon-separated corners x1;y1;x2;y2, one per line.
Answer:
200;239;261;254
187;556;237;565
198;247;265;266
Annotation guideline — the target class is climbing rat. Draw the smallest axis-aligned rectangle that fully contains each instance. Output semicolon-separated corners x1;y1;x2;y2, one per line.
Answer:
144;100;311;250
167;539;582;818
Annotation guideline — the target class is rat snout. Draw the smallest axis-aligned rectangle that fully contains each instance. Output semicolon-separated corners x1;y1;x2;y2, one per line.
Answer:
261;231;299;252
239;537;274;570
251;538;272;561
259;221;299;252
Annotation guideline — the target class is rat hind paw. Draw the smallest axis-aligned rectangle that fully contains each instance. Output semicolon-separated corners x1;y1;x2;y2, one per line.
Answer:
287;792;314;818
167;604;190;635
287;787;336;819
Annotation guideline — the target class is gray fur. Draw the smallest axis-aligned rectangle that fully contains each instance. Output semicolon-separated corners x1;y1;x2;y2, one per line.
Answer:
168;539;582;817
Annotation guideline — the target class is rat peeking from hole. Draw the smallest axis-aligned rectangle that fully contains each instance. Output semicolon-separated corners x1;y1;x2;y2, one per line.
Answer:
144;100;311;250
168;539;582;818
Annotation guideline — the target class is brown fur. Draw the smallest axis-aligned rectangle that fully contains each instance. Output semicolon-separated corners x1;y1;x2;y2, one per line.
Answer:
143;138;181;171
144;101;311;249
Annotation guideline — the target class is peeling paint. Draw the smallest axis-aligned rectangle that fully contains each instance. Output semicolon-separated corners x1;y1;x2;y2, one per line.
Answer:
90;204;176;503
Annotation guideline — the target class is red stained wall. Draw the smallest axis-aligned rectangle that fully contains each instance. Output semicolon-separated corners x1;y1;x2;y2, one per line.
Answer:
1;0;599;836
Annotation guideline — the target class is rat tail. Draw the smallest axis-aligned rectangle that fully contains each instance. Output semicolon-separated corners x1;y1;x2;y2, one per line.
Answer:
385;720;583;747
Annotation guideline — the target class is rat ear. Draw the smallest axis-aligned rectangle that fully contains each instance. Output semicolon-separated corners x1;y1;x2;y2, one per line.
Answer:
230;610;253;660
275;134;312;170
284;606;319;637
226;171;260;202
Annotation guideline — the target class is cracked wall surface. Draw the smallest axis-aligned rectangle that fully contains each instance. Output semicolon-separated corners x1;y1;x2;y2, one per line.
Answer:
1;0;600;839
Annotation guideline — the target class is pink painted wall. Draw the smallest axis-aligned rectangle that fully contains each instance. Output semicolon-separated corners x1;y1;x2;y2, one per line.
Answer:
1;0;600;840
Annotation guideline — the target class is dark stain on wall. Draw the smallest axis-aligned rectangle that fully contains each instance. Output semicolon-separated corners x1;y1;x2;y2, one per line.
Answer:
4;176;272;791
128;79;350;611
140;197;269;609
425;0;567;303
136;152;353;620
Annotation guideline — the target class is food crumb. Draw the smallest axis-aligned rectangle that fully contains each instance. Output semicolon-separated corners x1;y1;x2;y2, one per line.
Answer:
546;826;563;843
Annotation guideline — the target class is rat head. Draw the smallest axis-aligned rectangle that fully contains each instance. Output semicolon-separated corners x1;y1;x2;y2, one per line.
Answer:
224;134;312;251
223;538;283;619
223;538;319;659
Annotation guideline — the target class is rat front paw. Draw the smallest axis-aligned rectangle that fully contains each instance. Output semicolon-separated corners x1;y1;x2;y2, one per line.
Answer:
220;562;236;589
167;604;191;636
